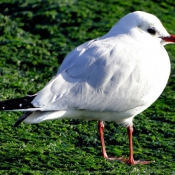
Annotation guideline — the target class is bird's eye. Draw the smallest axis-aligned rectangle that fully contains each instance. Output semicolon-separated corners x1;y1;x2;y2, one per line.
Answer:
147;28;156;35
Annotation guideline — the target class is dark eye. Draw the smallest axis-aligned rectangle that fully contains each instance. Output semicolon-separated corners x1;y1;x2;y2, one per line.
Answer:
147;28;156;35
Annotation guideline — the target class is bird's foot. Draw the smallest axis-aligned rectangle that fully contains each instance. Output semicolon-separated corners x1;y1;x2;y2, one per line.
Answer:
104;156;121;161
121;157;154;165
104;155;130;161
127;159;152;165
104;156;153;165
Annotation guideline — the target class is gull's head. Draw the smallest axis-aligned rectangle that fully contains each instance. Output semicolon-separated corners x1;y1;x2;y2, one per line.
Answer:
109;11;175;46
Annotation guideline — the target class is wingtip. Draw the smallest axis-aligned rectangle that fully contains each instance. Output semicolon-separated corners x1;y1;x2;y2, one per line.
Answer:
0;95;37;111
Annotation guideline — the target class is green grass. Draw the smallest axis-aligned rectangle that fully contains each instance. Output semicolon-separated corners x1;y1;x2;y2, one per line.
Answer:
0;0;175;174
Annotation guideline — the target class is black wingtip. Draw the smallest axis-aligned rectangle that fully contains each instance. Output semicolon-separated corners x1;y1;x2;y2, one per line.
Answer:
0;95;37;110
14;112;33;127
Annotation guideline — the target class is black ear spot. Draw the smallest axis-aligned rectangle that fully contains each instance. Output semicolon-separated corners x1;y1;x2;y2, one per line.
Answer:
147;28;156;35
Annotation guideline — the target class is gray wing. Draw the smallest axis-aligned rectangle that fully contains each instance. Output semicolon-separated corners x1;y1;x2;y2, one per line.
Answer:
32;37;146;112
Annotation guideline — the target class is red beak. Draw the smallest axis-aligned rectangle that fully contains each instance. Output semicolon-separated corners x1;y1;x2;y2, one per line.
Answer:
161;35;175;43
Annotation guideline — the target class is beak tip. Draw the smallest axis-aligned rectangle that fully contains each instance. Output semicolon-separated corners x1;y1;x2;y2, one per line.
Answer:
161;35;175;43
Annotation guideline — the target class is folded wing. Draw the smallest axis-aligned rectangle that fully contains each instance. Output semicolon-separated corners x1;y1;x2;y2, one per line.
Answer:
32;37;147;112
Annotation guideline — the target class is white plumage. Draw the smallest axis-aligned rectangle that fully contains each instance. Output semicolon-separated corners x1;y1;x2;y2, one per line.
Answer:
1;11;175;164
25;11;171;126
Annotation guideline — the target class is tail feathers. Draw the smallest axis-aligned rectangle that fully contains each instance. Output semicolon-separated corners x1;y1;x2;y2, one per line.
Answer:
0;95;37;110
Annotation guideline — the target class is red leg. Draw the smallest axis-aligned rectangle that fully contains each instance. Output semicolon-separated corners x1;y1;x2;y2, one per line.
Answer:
127;125;151;165
98;121;122;160
127;125;135;164
98;121;152;164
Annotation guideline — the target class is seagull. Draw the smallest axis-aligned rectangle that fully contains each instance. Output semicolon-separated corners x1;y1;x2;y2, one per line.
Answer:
0;11;175;165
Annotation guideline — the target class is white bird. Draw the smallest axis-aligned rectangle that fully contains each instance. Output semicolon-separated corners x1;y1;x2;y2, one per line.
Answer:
0;11;175;164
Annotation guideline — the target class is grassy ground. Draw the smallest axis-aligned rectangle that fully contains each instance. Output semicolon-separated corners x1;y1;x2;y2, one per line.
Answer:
0;0;175;174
